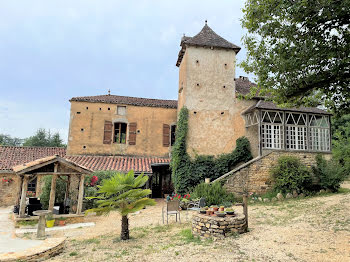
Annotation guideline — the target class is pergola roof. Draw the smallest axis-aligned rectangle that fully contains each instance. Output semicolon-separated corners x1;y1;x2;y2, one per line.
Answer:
243;100;332;115
13;155;92;175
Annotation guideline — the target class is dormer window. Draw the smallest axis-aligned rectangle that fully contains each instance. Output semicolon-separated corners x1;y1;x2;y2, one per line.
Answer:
117;106;126;116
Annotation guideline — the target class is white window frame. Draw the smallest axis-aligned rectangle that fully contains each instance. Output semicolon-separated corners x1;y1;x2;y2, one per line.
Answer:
261;111;284;149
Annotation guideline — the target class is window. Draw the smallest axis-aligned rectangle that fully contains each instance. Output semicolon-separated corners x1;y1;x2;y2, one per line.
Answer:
285;113;307;150
114;122;127;144
261;111;284;149
259;110;331;152
171;125;176;146
117;106;126;116
309;115;330;151
27;178;37;192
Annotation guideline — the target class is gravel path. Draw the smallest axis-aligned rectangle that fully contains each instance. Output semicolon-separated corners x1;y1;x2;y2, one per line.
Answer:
45;186;350;262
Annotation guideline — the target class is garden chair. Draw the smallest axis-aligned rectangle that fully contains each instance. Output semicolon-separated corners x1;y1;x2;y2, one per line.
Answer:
187;197;206;211
162;200;181;224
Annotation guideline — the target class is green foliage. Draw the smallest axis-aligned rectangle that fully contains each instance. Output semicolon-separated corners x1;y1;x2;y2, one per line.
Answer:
86;170;156;216
312;154;346;192
0;134;22;146
332;114;350;178
171;107;253;193
241;0;350;114
86;170;156;240
23;128;66;147
271;156;312;194
191;182;235;206
40;175;66;209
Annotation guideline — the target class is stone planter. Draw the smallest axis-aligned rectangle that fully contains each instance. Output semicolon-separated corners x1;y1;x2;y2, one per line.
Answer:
192;212;247;239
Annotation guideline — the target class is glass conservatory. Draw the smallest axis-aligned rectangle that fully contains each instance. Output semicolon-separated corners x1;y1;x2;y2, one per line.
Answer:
244;109;331;152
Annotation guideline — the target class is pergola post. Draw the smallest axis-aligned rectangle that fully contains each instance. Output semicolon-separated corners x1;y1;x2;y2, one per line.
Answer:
76;174;85;215
19;175;29;218
48;163;58;211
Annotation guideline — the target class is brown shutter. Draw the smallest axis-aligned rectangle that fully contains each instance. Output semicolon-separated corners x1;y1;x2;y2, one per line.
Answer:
103;121;113;144
163;124;170;147
129;122;137;145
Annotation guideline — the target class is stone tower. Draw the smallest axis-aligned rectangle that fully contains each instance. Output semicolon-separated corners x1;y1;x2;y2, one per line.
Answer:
176;22;252;157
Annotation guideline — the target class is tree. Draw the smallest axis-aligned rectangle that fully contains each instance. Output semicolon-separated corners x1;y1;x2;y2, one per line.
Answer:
332;114;350;177
241;0;350;113
0;134;22;146
23;128;66;147
86;171;156;240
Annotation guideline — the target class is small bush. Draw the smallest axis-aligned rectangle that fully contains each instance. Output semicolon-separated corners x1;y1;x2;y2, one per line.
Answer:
271;156;312;193
191;182;235;206
312;154;346;192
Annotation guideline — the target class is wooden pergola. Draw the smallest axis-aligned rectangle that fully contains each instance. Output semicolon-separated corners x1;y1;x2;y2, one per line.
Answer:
13;155;92;218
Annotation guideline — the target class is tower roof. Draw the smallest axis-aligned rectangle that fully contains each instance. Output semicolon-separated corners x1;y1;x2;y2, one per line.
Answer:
176;23;241;66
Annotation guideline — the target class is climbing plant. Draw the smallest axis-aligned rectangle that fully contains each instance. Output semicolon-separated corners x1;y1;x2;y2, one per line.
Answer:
171;107;253;194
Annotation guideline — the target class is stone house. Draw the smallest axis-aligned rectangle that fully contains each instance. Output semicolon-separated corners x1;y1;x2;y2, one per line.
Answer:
0;22;332;206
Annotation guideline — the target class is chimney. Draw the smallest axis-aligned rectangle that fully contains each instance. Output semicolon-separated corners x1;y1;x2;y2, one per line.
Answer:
239;76;249;81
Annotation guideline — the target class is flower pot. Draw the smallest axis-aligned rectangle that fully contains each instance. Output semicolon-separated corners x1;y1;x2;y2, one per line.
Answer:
46;220;55;228
199;210;206;214
215;212;226;217
226;211;235;216
212;207;219;212
219;207;224;212
58;220;66;226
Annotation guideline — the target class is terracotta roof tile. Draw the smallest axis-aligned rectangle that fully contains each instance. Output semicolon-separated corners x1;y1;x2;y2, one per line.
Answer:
235;77;258;96
70;95;177;109
65;155;170;173
0;146;169;173
0;146;66;171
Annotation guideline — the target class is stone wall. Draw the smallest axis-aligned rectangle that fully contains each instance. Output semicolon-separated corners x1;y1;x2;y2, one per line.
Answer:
67;101;177;157
192;212;247;239
0;173;20;207
222;151;332;195
178;46;258;158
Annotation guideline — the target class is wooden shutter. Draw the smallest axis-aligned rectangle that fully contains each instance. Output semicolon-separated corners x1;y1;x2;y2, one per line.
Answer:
163;124;170;147
103;121;113;144
129;122;137;145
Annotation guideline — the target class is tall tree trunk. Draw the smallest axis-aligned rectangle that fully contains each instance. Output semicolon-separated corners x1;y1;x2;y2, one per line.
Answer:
121;215;129;240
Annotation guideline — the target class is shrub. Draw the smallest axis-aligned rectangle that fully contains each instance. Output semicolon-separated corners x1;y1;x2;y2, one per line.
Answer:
270;156;312;193
191;182;235;206
40;175;66;209
312;154;346;192
171;107;253;193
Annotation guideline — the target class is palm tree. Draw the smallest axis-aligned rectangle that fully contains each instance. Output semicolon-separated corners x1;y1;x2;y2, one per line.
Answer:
86;170;156;240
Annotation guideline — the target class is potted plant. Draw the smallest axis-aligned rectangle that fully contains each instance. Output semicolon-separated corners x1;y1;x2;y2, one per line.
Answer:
215;211;226;217
225;208;235;215
204;206;209;210
199;208;206;214
219;206;225;212
57;217;67;226
46;214;55;228
211;205;219;212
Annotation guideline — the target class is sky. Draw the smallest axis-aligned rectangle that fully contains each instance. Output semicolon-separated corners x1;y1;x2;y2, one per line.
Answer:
0;0;253;142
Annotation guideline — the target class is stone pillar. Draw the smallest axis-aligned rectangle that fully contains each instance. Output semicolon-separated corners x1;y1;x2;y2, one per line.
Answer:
37;214;46;239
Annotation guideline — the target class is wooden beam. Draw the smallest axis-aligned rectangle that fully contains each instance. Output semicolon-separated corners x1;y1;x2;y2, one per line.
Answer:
15;176;23;206
19;176;29;218
33;172;81;176
76;174;85;215
48;164;58;211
